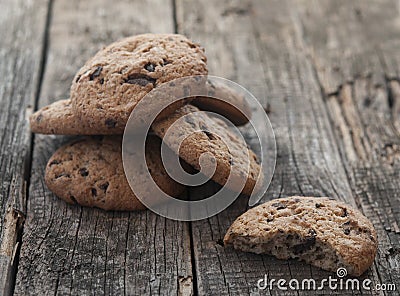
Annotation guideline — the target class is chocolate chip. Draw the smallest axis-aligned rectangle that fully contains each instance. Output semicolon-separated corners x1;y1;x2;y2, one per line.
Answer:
99;182;109;193
204;130;217;141
90;66;103;81
184;116;196;128
162;59;171;66
359;227;371;235
315;203;321;208
266;217;274;222
344;229;351;235
49;160;60;166
75;75;81;83
36;114;43;122
341;207;348;217
292;233;316;254
229;158;234;166
91;188;97;197
70;195;78;204
253;154;260;165
125;74;156;86
309;229;317;237
79;168;89;177
144;63;156;72
99;78;104;84
343;220;351;226
105;118;117;128
272;202;287;210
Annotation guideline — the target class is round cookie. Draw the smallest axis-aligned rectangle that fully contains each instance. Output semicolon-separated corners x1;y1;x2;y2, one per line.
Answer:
45;136;185;211
192;80;251;126
30;99;126;135
151;105;263;196
71;34;208;133
224;196;378;276
30;79;251;134
30;100;93;135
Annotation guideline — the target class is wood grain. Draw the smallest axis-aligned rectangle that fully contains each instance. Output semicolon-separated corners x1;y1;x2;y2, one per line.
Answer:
0;0;49;295
176;0;399;295
14;0;193;295
0;0;397;295
293;1;400;292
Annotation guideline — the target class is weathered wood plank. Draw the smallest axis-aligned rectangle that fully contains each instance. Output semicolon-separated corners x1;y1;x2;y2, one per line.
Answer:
0;0;49;294
176;0;378;295
294;0;389;95
294;0;400;293
14;0;193;295
324;81;400;293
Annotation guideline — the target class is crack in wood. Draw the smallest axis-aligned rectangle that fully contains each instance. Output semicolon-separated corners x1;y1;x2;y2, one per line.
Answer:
0;207;25;296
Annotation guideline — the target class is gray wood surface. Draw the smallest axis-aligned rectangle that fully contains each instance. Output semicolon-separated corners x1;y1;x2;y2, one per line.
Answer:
14;0;193;295
0;0;397;295
0;0;49;295
176;0;379;295
296;1;400;292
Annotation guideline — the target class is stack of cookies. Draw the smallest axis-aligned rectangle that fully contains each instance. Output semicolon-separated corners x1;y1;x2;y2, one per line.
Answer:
30;33;261;211
30;33;378;276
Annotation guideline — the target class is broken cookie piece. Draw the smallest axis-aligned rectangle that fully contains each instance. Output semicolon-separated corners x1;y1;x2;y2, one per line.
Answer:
224;196;377;276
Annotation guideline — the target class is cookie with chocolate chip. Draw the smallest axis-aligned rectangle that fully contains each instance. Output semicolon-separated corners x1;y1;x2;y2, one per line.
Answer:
45;136;185;211
71;34;208;133
224;196;377;276
30;100;93;135
30;99;126;135
152;105;263;196
30;77;251;135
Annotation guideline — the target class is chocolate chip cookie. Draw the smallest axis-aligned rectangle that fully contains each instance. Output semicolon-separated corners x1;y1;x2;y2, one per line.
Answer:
152;105;263;196
45;136;185;211
30;100;93;135
71;34;208;133
224;196;377;276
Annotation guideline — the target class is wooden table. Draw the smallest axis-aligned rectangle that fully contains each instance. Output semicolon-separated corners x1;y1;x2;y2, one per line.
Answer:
1;0;399;295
